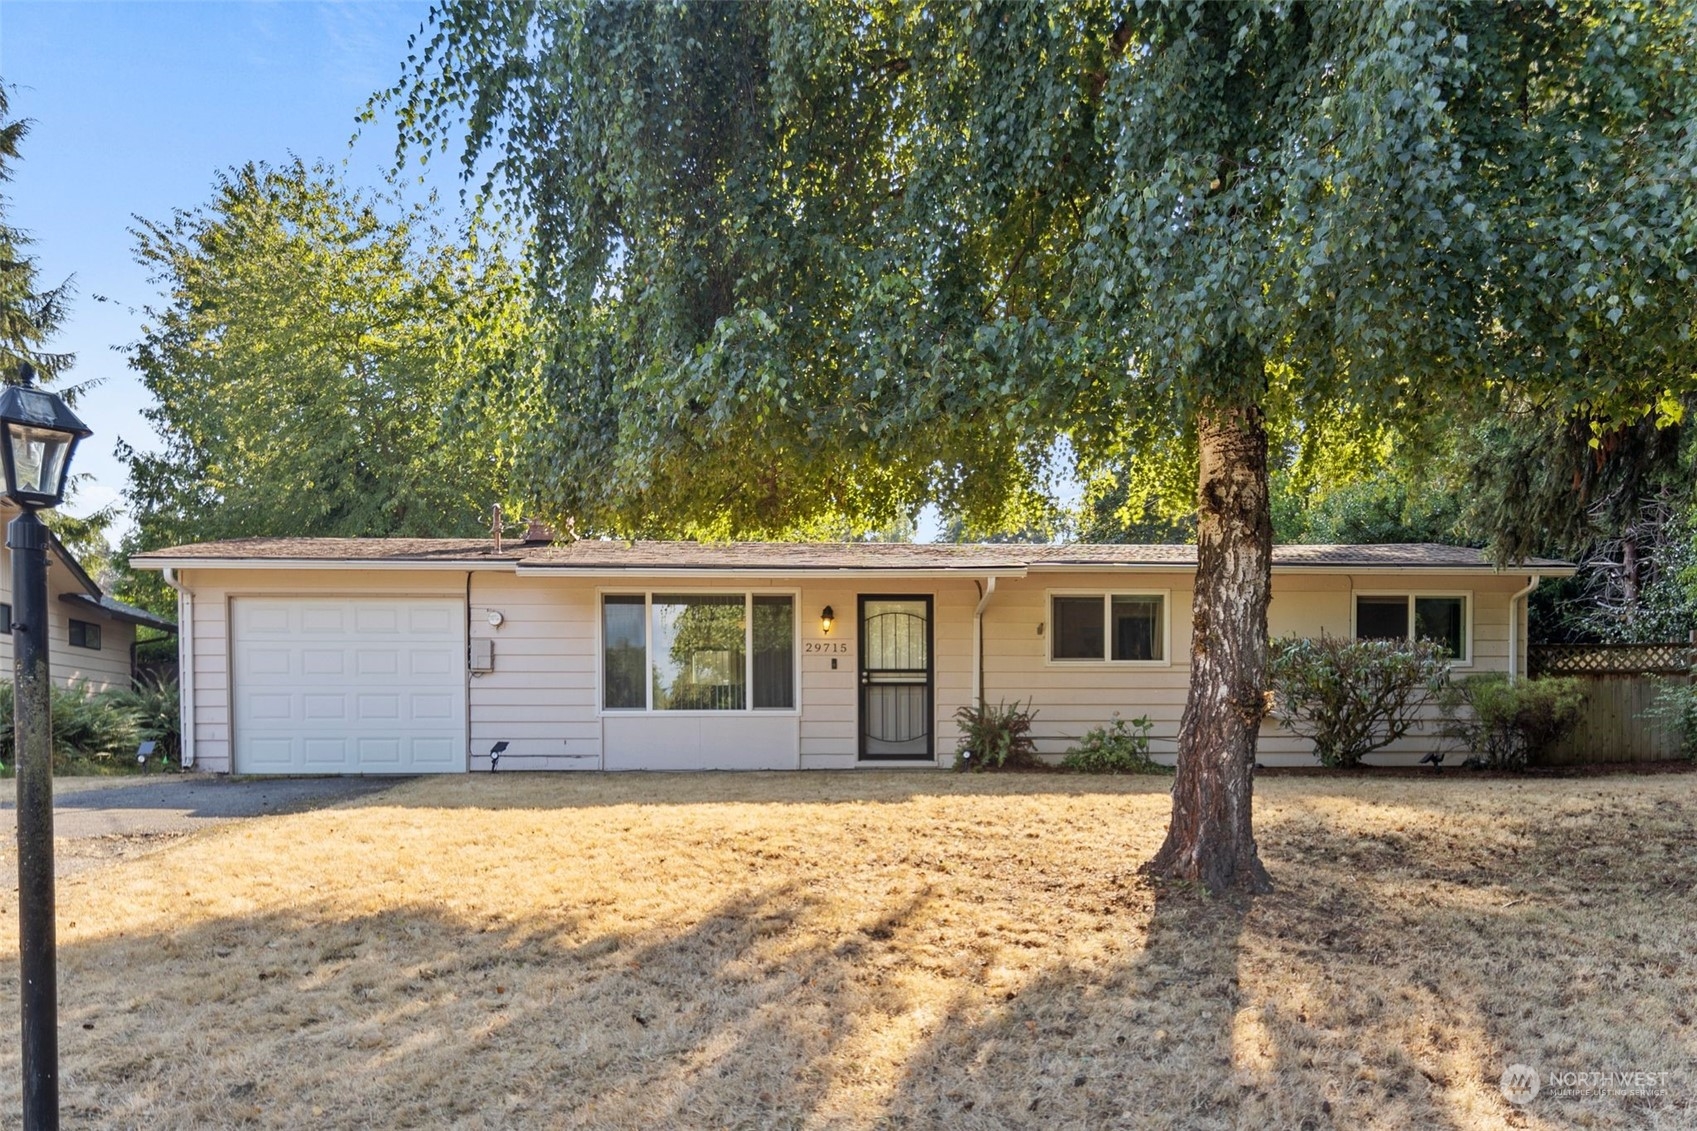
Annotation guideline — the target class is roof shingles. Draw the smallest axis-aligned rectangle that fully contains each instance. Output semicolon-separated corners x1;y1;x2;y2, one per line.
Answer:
130;538;1570;572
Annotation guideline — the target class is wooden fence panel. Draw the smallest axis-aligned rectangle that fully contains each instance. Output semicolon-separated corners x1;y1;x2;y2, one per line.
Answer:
1541;674;1689;764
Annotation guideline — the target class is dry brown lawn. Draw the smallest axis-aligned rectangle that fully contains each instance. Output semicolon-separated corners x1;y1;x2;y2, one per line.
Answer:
1;770;1694;1129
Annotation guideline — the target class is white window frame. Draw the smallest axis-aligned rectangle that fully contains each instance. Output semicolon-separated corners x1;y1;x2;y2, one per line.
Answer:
596;588;802;716
1044;588;1173;667
1350;590;1474;667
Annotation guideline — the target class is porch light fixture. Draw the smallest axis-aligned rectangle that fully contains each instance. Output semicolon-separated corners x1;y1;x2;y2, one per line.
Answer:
820;606;835;635
2;361;90;1129
0;363;91;512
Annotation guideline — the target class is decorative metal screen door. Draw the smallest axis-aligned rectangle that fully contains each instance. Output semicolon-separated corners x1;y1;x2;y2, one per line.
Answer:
859;596;933;759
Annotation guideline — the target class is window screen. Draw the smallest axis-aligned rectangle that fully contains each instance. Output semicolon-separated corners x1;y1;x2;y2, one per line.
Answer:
752;595;795;709
1355;596;1410;642
1414;596;1466;659
1111;595;1164;661
602;596;647;709
1051;596;1104;660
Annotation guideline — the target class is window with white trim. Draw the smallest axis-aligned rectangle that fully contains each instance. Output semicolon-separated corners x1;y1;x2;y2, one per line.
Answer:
1355;594;1468;660
1050;593;1166;662
601;592;796;711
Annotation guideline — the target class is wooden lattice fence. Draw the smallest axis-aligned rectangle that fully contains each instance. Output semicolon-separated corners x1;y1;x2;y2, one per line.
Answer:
1527;642;1693;763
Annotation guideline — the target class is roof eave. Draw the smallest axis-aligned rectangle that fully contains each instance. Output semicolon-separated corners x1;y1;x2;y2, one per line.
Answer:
129;557;521;572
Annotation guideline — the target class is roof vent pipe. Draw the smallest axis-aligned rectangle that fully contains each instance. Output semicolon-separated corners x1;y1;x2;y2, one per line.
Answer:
491;504;503;554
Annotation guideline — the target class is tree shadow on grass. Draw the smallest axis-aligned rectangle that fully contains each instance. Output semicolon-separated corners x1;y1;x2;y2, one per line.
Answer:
1;882;949;1129
865;882;1334;1131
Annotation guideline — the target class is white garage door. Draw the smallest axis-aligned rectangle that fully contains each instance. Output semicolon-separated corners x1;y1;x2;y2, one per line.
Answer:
232;597;466;774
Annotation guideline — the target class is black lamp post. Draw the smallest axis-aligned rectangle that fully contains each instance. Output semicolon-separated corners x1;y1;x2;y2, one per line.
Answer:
0;362;90;1131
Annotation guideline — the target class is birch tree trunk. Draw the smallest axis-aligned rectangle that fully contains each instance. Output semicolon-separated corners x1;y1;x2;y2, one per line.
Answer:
1144;386;1274;894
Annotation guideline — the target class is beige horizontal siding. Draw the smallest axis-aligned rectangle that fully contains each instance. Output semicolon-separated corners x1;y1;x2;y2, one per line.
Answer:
171;563;1539;774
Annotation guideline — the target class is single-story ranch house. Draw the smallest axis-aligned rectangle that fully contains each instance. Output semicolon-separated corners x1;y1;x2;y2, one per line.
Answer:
131;538;1572;775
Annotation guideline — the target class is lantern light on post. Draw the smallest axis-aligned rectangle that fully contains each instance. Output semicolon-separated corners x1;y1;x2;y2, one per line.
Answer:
820;606;835;635
2;361;90;1130
0;364;91;511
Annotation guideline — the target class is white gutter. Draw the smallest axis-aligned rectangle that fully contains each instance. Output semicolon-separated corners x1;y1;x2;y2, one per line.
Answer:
972;577;998;707
161;568;195;769
1507;574;1541;683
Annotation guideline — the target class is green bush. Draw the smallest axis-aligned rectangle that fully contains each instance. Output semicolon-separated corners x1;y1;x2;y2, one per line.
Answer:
1061;713;1166;774
1268;635;1452;767
111;674;183;764
953;699;1038;771
0;680;153;772
1645;678;1697;760
1438;674;1588;770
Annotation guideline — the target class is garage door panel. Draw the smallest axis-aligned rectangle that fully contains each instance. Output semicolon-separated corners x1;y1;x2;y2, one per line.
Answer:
301;649;345;676
246;693;293;721
301;607;349;633
409;694;453;721
245;607;291;634
355;606;400;634
409;651;454;677
355;649;401;677
246;648;293;676
357;693;401;721
356;737;402;765
233;598;466;774
409;737;458;769
303;737;349;766
302;694;347;721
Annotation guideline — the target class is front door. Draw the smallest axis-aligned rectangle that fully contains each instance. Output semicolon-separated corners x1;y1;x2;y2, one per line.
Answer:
859;596;933;760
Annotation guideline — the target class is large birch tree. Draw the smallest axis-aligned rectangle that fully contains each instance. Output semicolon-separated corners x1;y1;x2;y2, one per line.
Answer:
389;0;1697;891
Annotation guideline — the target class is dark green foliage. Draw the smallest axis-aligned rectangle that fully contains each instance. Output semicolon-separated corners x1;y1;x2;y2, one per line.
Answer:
110;675;182;763
953;699;1038;772
1061;714;1166;774
1439;674;1588;770
0;681;149;772
119;160;537;575
1269;636;1452;768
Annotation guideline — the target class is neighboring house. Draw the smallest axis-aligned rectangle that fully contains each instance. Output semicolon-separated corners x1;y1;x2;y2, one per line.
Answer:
131;538;1572;774
0;508;177;692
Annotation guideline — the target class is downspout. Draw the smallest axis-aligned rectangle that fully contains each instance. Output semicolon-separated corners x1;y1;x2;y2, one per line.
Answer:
1507;574;1541;684
162;567;194;768
972;577;998;707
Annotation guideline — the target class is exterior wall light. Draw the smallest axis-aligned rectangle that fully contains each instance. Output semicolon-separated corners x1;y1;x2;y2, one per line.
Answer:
820;605;835;635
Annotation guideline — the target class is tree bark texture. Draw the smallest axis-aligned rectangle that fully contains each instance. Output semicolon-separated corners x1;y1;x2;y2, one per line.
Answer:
1144;390;1274;894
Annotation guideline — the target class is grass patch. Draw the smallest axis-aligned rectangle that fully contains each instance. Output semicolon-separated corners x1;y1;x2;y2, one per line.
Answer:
2;771;1693;1128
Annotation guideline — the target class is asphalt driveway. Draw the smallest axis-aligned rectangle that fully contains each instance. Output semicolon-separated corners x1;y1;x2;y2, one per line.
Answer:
0;775;410;877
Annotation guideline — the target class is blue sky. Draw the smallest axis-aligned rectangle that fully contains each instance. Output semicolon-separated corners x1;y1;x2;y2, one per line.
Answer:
0;1;440;539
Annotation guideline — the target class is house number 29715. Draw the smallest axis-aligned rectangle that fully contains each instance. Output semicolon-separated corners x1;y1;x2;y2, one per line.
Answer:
805;642;850;654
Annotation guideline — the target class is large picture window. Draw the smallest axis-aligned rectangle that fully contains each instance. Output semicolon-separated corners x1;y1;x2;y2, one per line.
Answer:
601;592;797;712
1050;593;1167;663
1355;594;1469;661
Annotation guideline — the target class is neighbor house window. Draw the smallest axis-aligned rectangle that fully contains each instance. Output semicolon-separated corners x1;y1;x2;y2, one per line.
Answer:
601;592;797;711
0;601;10;635
69;619;101;650
1355;594;1468;661
1050;593;1166;662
